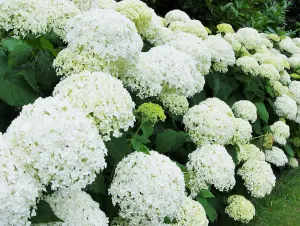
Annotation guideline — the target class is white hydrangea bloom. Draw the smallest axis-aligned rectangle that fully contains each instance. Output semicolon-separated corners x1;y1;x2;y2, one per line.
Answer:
238;144;265;163
279;37;300;54
203;35;235;73
232;100;257;123
293;38;300;48
295;105;300;124
0;0;48;37
0;134;41;226
279;70;291;86
109;151;185;226
41;190;108;226
288;158;299;168
165;10;190;25
235;28;263;50
122;45;204;98
202;98;234;117
259;33;273;48
265;146;288;167
169;20;208;40
238;159;276;198
289;81;300;104
270;121;290;146
183;102;234;146
175;196;209;226
47;0;80;40
115;0;153;32
187;144;236;197
5;97;107;191
232;118;252;145
165;32;212;75
159;92;189;115
288;54;300;70
274;94;297;120
72;0;116;11
258;64;280;81
53;71;135;141
225;195;255;224
223;33;244;52
270;81;290;97
60;9;143;77
236;56;260;76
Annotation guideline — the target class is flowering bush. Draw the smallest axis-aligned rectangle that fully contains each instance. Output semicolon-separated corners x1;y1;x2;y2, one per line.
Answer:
0;0;300;225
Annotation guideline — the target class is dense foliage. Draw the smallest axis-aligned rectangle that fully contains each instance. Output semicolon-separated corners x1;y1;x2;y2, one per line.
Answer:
0;0;300;225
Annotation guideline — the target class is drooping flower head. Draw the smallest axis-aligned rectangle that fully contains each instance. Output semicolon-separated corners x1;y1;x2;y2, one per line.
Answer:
279;37;300;54
265;146;288;167
270;121;290;146
235;27;263;50
237;144;265;163
232;100;257;123
169;20;208;40
236;56;260;76
274;94;297;120
164;10;190;25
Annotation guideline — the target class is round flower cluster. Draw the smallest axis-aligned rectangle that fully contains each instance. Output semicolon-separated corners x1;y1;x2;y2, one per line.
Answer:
280;70;292;85
225;195;255;224
274;94;297;120
0;134;40;226
235;27;264;50
265;146;288;167
258;64;280;81
42;190;108;225
294;38;300;47
279;37;300;55
175;197;209;226
115;0;153;32
168;20;208;40
165;32;212;75
164;10;190;25
203;98;234;116
288;158;299;168
186;144;236;197
236;56;260;76
232;118;253;145
122;45;204;99
0;0;48;37
289;81;300;104
54;9;143;77
203;35;235;73
270;81;290;96
238;159;276;198
270;121;290;145
53;71;135;141
5;97;107;191
232;100;257;123
135;102;166;124
183;101;234;146
159;92;189;116
238;144;265;163
108;151;185;225
217;23;234;34
72;0;116;11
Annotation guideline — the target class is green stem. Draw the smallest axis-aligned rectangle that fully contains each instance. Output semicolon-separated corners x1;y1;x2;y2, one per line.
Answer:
251;134;265;140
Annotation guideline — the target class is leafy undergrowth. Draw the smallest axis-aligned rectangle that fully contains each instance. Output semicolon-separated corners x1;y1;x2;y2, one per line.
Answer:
216;167;300;226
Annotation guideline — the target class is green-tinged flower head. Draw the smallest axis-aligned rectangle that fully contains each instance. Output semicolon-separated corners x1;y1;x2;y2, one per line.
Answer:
205;27;211;34
288;158;299;168
267;33;280;42
270;81;290;97
225;195;255;223
116;0;153;32
136;102;166;124
217;23;234;34
159;92;189;116
262;133;274;149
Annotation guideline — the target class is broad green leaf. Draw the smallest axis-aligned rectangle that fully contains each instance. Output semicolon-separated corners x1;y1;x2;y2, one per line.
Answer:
40;37;57;57
199;189;215;198
255;102;269;123
197;196;208;207
105;137;128;163
141;122;154;138
284;144;295;157
2;38;26;52
31;200;63;224
85;173;107;195
204;201;218;222
155;129;188;154
17;63;39;92
226;145;239;165
0;50;8;74
131;139;150;154
190;90;206;106
132;134;150;144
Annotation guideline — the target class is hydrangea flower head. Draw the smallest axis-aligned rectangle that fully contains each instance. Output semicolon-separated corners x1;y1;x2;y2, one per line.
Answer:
270;121;290;145
135;102;166;124
265;146;288;167
217;23;234;34
232;100;257;123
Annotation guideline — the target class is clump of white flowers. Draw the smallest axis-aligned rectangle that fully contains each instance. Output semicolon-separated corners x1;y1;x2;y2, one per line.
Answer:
288;54;300;70
168;20;208;40
232;100;257;123
279;37;300;55
265;146;288;167
235;27;263;50
109;151;185;226
165;10;190;25
225;195;255;224
122;45;204;99
165;32;212;75
0;133;41;226
183;101;234;146
42;190;109;225
53;71;135;141
289;81;300;104
203;35;235;73
54;9;143;77
72;0;116;11
270;121;290;145
232;118;252;144
258;64;280;81
203;98;234;116
280;70;291;86
159;92;189;115
5;97;107;191
271;81;290;96
187;144;236;197
47;0;80;39
116;0;153;32
288;158;299;168
274;94;297;120
238;144;265;163
238;159;276;198
0;0;48;37
236;56;260;76
175;196;209;226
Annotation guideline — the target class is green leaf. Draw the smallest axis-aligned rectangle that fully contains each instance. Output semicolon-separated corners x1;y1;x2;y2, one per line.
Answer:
2;38;26;52
176;162;187;172
31;200;63;224
105;137;129;163
226;145;239;165
0;50;8;74
199;189;215;198
190;90;206;106
131;139;150;154
85;173;107;195
204;201;218;222
255;102;269;123
155;129;188;154
40;37;57;57
132;134;150;144
141;122;154;138
197;196;208;207
16;63;39;92
284;144;295;157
